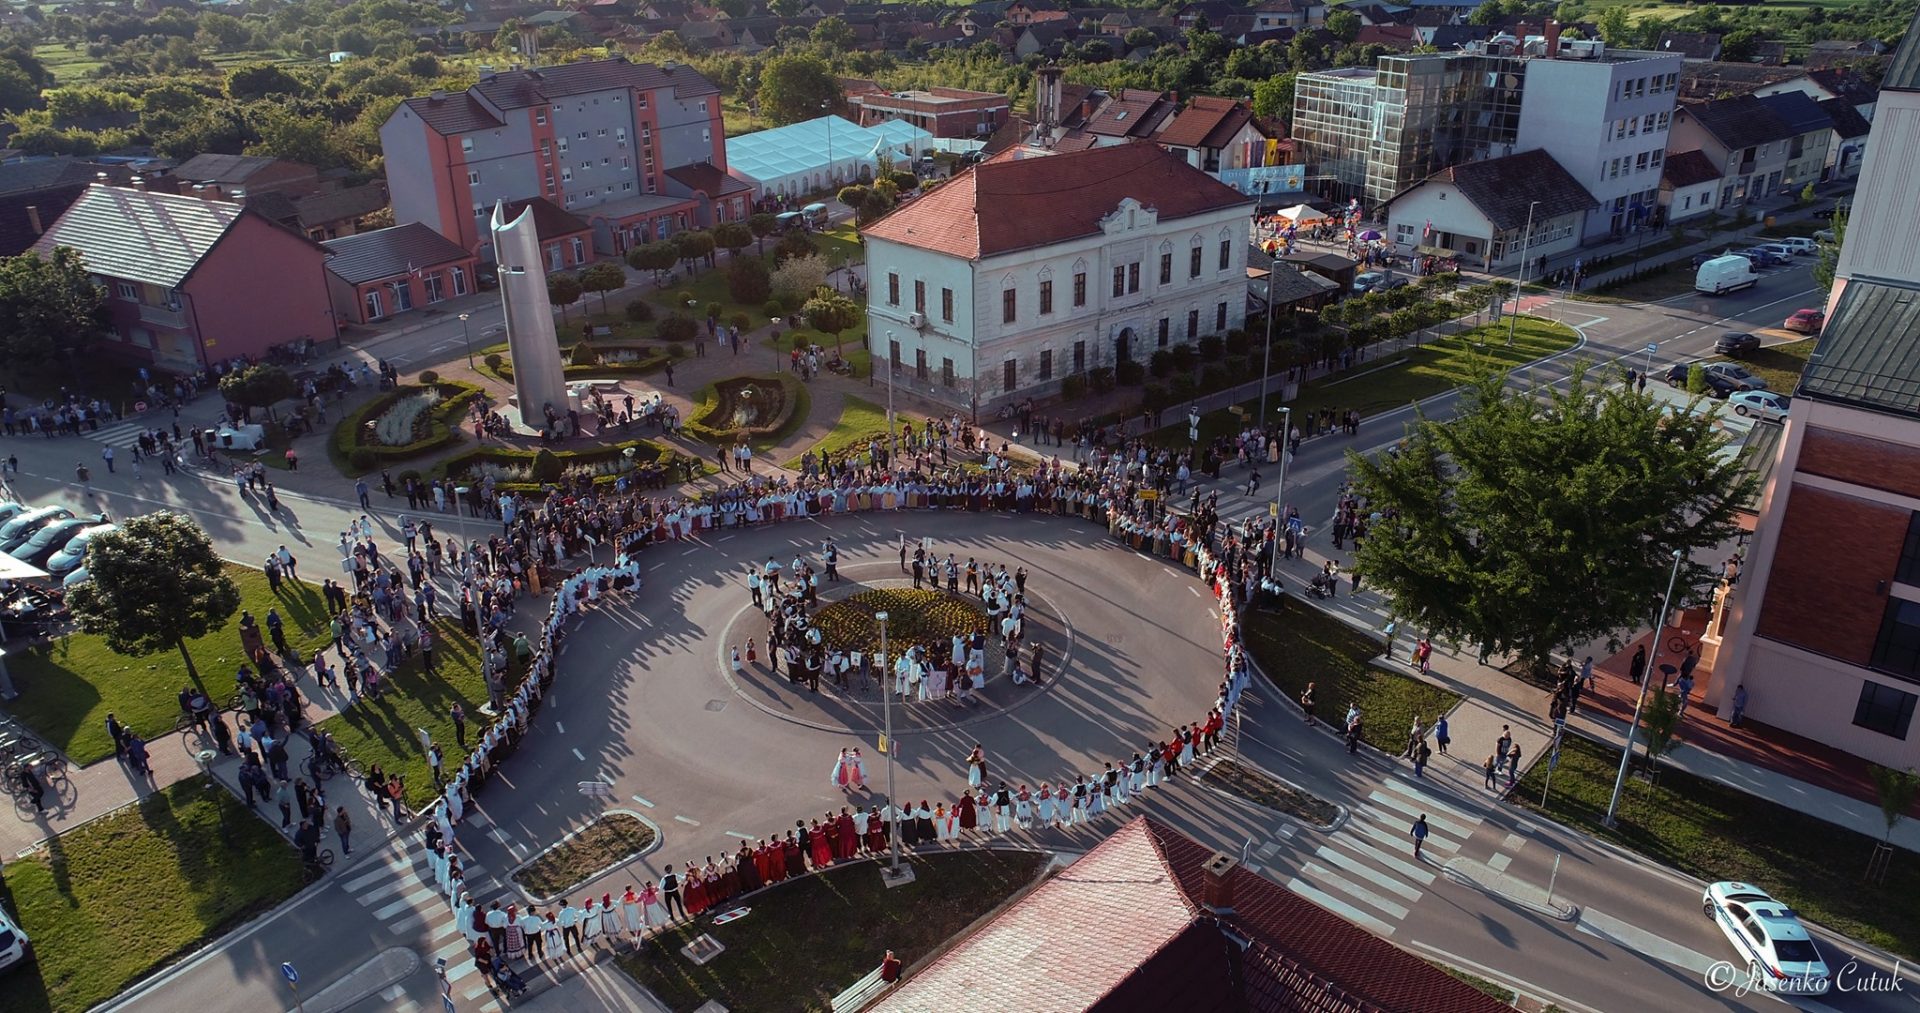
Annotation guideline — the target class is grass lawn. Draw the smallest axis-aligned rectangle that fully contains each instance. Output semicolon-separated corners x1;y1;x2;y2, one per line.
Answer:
621;848;1048;1012
1162;316;1578;448
1512;733;1920;960
1571;263;1698;304
1717;337;1816;393
783;394;894;469
763;323;873;379
1242;596;1461;755
316;616;507;808
6;566;332;764
513;814;658;899
0;778;304;1013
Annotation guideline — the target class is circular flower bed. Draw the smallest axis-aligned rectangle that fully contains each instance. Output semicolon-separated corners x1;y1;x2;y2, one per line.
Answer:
812;588;988;653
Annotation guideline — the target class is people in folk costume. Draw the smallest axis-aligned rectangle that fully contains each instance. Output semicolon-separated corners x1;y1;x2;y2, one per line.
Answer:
848;748;867;790
731;646;742;673
933;802;953;841
1015;784;1034;828
685;868;709;916
621;886;645;937
641;879;667;929
913;800;935;843
503;903;527;961
865;806;888;853
1087;775;1108;820
835;808;858;858
1110;761;1130;805
851;807;871;853
966;745;987;788
456;891;481;943
581;898;603;946
1128;753;1147;795
956;789;978;835
809;818;834;867
832;748;854;791
1178;727;1196;768
745;638;757;665
784;831;807;877
1147;743;1165;787
600;892;623;937
1036;783;1057;826
1054;783;1072;825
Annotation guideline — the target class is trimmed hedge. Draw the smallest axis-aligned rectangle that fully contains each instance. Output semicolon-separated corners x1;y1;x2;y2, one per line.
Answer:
683;374;808;447
491;347;671;381
431;439;693;493
331;380;484;475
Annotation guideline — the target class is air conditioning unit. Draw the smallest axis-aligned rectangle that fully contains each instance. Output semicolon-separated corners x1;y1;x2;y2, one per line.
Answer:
907;312;926;329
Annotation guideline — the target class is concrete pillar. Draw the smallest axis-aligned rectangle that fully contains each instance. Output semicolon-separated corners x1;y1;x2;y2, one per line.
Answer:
491;201;567;424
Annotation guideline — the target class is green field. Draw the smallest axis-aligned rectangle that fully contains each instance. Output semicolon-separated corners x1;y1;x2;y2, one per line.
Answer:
1715;337;1816;393
785;394;893;469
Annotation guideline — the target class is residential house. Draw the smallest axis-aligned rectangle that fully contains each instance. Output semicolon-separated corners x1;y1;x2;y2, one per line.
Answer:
498;196;596;271
1805;38;1888;70
0;157;135;257
1382;149;1599;271
873;817;1513;1013
1755;91;1834;191
1252;0;1325;30
1657;148;1721;223
322;222;481;325
170;154;321;200
1818;97;1871;179
1355;24;1420;51
1654;31;1721;62
861;143;1251;410
1677;61;1804;104
1756;68;1880;123
1081;88;1177;144
1155;95;1270;172
1013;20;1079;59
1668;94;1799;208
239;181;392;242
845;82;1011;139
662;161;754;225
29;184;336;373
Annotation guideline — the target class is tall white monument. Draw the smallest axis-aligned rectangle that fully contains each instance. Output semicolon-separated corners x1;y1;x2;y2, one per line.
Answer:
491;201;567;427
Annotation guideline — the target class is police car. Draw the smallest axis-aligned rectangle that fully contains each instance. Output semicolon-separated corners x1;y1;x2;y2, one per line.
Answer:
1701;881;1830;995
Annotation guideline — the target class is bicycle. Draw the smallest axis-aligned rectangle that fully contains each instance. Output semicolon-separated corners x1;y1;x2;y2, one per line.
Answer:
303;847;335;880
302;750;361;783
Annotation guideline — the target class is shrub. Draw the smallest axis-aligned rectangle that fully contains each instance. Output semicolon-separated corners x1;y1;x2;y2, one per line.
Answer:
764;299;786;318
1199;334;1225;360
704;301;722;321
1224;329;1252;356
418;369;439;384
656;313;699;344
530;448;563;482
730;313;750;332
1088;366;1116;392
1149;349;1174;378
668;343;687;359
484;352;504;371
349;447;376;471
569;341;598;366
1170;344;1198;374
624;300;655;323
1143;383;1170;408
1115;360;1145;385
675;289;695;306
1201;365;1232;391
1060;373;1086;398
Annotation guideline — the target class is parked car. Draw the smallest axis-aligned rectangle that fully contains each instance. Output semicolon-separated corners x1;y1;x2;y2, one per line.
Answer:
61;566;90;589
1352;271;1385;293
1784;308;1825;334
1665;363;1740;397
1813;228;1837;243
1702;882;1830;995
1714;331;1761;356
15;515;103;567
1703;362;1768;391
45;522;116;577
1752;243;1796;262
1739;247;1788;268
1728;390;1789;420
0;506;75;555
0;503;26;528
0;904;28;971
1776;237;1817;255
1696;255;1759;295
1374;275;1410;292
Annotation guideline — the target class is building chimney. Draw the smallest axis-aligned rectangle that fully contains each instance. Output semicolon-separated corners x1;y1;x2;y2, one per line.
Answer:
1035;64;1063;140
1201;852;1239;914
25;204;42;236
518;25;539;66
1546;19;1561;58
129;175;145;191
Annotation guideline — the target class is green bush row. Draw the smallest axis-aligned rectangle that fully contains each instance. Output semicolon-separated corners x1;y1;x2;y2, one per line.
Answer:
430;439;689;493
682;374;809;446
332;380;485;475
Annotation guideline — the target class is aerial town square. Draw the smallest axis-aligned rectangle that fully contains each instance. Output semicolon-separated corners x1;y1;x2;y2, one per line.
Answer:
0;0;1916;1009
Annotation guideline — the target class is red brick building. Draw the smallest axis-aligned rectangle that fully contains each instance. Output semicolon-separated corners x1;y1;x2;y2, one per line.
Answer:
845;80;1010;140
322;223;482;325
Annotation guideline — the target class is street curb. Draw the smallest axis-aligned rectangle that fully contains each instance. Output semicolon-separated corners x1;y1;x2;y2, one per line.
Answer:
291;946;420;1013
1187;754;1347;833
504;809;664;907
1438;856;1579;922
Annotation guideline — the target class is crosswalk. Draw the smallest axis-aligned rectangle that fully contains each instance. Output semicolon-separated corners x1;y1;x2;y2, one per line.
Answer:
84;416;195;454
337;837;508;1005
1280;774;1485;938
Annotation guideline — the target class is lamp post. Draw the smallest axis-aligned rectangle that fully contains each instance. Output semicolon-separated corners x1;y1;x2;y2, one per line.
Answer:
885;329;897;447
1604;548;1686;827
1507;199;1540;346
1258;254;1278;421
458;312;474;369
877;611;910;884
1267;406;1292;577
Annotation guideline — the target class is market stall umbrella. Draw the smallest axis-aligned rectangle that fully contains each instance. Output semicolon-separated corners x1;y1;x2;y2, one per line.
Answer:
1277;203;1326;223
1358;229;1382;241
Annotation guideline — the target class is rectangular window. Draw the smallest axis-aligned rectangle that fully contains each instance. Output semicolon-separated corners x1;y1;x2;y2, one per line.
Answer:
1216;302;1227;330
1073;340;1085;373
1615;118;1627;140
541;141;551;157
570;237;584;263
1872;598;1920;681
1219;239;1230;270
452;266;468;296
1897;512;1920;585
1637;152;1651;172
1186;310;1199;339
1855;680;1918;739
578;131;588;140
460;137;473;153
1651;150;1663;168
1189;246;1202;278
913;280;926;314
115;280;138;300
1039;279;1053;314
536;110;547;125
1039;349;1052;381
545;175;556;194
1113;265;1126;297
1003;359;1017;393
1002;288;1017;324
598;128;608;137
562;168;573;182
1159;252;1172;285
890;338;901;373
1128;263;1140;293
941;287;954;323
1644;113;1657;133
888;272;900;306
558;138;568;152
942;357;955;387
1073;271;1086;307
916;348;928;381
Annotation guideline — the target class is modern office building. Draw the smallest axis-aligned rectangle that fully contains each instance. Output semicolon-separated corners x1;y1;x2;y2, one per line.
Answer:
1515;45;1683;240
379;57;736;262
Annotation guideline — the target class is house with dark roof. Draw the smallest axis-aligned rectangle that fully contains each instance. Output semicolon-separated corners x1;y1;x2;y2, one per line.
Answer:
1382;148;1599;271
1756;67;1880;123
861;142;1250;407
1154;95;1270;173
29;184;336;373
876;817;1512;1013
1659;148;1722;223
1080;88;1176;142
1671;92;1830;208
0;156;136;256
1755;91;1834;191
662;161;754;225
171;154;321;200
1677;61;1804;104
379;58;719;260
1806;38;1888;71
498;196;596;270
1656;30;1722;62
1816;97;1871;178
322;222;481;325
1253;0;1325;30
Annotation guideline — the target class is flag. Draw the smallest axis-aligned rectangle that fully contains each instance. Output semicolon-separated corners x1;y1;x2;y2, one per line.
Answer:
1423;219;1432;240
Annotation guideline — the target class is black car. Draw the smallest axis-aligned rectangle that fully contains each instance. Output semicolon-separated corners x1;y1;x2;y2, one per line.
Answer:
1665;363;1740;398
1715;331;1761;356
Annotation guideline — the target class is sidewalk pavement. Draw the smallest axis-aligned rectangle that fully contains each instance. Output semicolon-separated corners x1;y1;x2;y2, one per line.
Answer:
485;954;669;1013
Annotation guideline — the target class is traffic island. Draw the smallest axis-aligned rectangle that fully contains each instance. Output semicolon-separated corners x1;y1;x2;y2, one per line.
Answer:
620;848;1048;1012
510;811;660;903
1193;756;1343;829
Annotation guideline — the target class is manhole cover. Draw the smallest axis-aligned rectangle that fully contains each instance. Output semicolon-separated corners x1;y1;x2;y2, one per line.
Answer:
705;699;727;712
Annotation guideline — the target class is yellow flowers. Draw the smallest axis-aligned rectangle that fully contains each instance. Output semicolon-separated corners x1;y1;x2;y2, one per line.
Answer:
813;589;987;653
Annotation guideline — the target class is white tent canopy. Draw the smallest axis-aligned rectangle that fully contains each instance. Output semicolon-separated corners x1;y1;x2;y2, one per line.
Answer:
1276;203;1328;223
728;115;934;201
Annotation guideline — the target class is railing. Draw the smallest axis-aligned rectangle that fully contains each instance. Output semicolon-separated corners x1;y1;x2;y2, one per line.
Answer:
136;302;188;328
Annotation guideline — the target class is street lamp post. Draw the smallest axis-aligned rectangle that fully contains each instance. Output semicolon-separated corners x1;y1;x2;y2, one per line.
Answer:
885;329;896;447
1258;257;1278;421
878;611;911;884
1507;200;1540;346
1268;406;1292;577
458;312;474;369
1604;548;1686;826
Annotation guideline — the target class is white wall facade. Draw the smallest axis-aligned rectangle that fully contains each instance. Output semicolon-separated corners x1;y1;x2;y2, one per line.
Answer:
1517;52;1682;240
866;198;1249;408
1660;177;1720;222
1832;86;1920;295
1386;182;1585;270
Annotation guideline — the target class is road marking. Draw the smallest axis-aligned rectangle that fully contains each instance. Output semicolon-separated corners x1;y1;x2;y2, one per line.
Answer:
444;959;478;984
463;980;492;1001
1188;586;1201;597
725;830;755;840
353;876;421;906
373;886;438;920
631;794;655;807
433;937;469;960
572;748;586;761
1380;775;1484;828
1309;845;1424;902
1487;853;1513;873
681;547;700;556
1323;832;1437;887
344;858;413;892
486;828;511;845
1502;832;1525;851
432;920;461;942
386;911;430;934
1351;808;1462;857
1301;861;1411;920
1366;789;1476;840
1287;877;1396;937
554;721;565;734
674;815;701;826
1576;907;1719;976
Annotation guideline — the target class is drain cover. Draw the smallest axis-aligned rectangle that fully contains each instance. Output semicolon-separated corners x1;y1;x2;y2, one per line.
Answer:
705;699;727;712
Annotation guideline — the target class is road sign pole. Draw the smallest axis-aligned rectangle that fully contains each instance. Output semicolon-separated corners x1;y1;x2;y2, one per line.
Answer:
282;963;306;1013
1643;342;1657;377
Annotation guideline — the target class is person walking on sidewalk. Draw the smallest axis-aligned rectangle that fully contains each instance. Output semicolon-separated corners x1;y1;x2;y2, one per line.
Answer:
1412;737;1432;778
1411;814;1430;859
1434;715;1449;755
1495;725;1512;769
1483;753;1499;789
1300;683;1316;726
335;807;353;856
1506;743;1523;786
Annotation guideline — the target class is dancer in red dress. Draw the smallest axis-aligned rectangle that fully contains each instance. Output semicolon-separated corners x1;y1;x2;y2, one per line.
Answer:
957;790;978;835
835;808;857;859
783;833;805;879
736;843;763;894
809;818;833;867
684;866;709;916
865;805;887;853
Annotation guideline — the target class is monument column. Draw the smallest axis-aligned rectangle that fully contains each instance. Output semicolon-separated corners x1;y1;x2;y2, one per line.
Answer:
492;201;568;427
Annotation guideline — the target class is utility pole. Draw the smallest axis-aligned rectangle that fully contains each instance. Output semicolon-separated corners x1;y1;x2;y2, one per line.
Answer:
1507;200;1540;346
1605;549;1686;826
1268;406;1292;576
1258;255;1278;421
878;612;913;885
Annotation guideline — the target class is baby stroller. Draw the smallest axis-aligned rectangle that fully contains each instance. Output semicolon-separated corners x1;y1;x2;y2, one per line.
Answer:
1305;572;1334;600
490;956;528;998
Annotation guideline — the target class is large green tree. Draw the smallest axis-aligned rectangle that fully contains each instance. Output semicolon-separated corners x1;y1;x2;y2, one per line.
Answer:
66;512;242;689
1347;367;1757;676
758;53;839;126
578;260;627;313
547;271;583;322
802;288;861;356
217;363;298;421
0;247;110;372
626;241;679;282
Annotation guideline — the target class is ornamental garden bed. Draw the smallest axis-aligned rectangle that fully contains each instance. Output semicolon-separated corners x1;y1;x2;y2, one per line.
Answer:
1198;757;1341;827
486;343;673;383
432;439;697;493
330;379;484;475
512;813;659;901
684;374;808;449
811;588;988;654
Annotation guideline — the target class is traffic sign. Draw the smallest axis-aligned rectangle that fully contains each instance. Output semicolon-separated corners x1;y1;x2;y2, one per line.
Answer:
281;962;299;984
443;995;457;1013
1645;342;1658;355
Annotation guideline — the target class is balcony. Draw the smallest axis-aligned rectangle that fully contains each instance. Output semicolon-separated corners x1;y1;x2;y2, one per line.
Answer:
135;302;188;329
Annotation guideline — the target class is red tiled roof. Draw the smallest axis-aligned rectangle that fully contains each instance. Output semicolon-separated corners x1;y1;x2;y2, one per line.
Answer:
861;143;1249;260
1156;95;1255;149
1661;148;1722;189
664;162;754;197
1084;88;1175;138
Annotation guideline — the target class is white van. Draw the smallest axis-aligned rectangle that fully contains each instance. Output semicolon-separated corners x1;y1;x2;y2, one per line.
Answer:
1696;255;1759;295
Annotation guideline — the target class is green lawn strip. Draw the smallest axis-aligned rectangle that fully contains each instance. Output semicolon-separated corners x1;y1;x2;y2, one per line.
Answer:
0;778;304;1013
7;566;332;764
1198;758;1341;825
620;849;1048;1013
316;616;507;808
1511;733;1920;960
763;324;873;378
782;394;895;469
1714;337;1816;394
1570;263;1698;304
1164;317;1578;447
512;814;658;899
1242;596;1461;755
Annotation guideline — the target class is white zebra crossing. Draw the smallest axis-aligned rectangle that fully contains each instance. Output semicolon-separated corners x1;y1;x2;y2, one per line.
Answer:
1282;776;1485;938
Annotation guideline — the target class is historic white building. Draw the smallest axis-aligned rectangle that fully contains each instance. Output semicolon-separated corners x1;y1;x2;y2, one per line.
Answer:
861;142;1252;411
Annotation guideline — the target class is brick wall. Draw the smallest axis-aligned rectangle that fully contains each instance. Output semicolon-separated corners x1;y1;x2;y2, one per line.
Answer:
1754;482;1908;663
1798;427;1920;500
